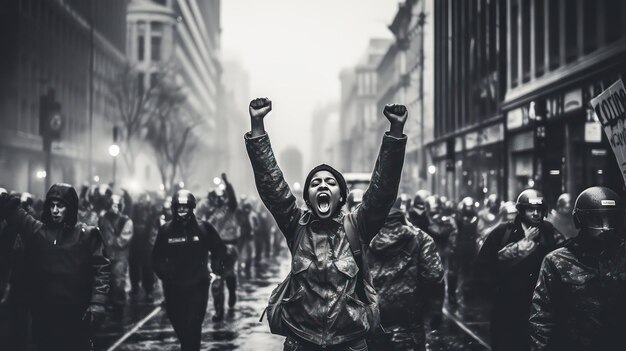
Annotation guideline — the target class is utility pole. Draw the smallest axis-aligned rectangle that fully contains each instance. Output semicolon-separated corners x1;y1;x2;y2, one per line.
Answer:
418;4;427;190
39;89;63;193
88;0;94;185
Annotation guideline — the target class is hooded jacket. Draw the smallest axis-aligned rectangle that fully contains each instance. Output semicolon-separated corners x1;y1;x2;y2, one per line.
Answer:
0;184;110;309
246;131;406;346
530;234;626;351
367;209;443;331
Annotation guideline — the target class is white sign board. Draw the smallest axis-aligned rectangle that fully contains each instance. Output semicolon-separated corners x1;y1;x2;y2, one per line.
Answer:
590;79;626;184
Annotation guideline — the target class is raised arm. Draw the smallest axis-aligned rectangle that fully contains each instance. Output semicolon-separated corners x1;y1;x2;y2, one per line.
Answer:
221;173;238;212
356;104;408;244
0;194;43;241
244;98;301;245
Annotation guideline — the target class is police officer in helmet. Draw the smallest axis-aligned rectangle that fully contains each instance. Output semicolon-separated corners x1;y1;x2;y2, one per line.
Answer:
531;186;626;350
152;189;227;351
476;189;564;351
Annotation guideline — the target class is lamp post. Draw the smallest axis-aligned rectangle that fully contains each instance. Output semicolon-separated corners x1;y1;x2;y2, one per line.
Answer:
109;144;120;186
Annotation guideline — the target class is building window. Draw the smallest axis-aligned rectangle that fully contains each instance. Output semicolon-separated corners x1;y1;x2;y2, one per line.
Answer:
548;0;560;70
510;0;519;87
605;0;624;44
534;0;545;77
137;73;145;97
521;0;531;82
137;35;145;61
583;0;597;54
564;0;578;63
151;36;162;62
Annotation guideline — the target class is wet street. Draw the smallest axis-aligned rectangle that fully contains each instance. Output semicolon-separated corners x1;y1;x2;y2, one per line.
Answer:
94;253;491;351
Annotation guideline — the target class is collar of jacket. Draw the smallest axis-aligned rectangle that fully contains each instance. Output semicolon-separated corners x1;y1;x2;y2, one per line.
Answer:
299;209;345;226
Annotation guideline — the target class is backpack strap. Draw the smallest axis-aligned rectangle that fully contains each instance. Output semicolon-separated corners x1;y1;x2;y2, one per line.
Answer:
343;214;367;302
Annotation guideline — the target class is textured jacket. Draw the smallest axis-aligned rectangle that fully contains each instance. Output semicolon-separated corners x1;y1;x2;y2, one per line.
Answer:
246;132;406;346
98;212;133;258
367;210;443;330
152;216;227;289
530;235;626;351
0;185;111;309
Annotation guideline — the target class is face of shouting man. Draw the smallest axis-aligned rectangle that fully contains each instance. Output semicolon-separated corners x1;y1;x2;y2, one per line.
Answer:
50;200;67;224
307;170;343;219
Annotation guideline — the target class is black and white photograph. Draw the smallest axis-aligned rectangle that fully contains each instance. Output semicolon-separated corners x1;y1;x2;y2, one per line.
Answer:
1;0;626;350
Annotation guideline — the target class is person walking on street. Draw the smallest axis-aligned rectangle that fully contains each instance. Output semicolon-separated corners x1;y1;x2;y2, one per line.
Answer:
152;189;227;351
98;194;133;317
207;173;242;321
246;97;408;351
530;187;626;351
546;193;577;239
366;198;444;351
0;183;111;351
476;189;564;351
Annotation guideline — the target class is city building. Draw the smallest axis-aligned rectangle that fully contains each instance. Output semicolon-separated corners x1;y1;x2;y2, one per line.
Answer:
430;0;506;202
502;0;626;205
378;0;435;194
0;0;127;197
126;0;222;192
339;38;392;173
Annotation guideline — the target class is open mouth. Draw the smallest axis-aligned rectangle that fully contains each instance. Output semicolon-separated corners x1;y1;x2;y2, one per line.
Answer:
316;193;331;214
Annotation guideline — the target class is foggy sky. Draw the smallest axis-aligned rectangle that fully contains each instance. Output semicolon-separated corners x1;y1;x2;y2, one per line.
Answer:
222;0;398;168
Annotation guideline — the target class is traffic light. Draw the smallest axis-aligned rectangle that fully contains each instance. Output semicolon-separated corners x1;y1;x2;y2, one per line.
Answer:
39;89;63;142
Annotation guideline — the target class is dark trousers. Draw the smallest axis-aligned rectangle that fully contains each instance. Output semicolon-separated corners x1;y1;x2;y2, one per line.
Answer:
211;272;237;315
163;282;209;351
129;249;155;295
283;336;368;351
31;306;92;351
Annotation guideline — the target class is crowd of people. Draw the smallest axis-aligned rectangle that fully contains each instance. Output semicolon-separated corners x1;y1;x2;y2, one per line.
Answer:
0;173;282;351
0;97;624;351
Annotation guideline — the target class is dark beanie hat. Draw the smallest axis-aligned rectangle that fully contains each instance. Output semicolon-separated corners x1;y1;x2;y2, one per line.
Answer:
303;164;348;207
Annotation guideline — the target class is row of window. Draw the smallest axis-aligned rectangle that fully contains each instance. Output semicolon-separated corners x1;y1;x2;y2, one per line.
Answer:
509;0;626;88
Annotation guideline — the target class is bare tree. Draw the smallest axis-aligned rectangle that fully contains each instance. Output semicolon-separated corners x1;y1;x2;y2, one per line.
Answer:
108;63;168;174
145;81;202;191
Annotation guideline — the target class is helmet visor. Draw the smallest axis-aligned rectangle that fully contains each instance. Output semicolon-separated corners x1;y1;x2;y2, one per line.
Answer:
577;209;624;230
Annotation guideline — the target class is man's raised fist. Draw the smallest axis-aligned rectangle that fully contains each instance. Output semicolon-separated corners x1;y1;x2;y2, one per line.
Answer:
249;98;272;119
383;104;408;125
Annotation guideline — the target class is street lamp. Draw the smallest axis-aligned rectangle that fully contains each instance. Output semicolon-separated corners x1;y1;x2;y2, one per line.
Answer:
109;144;120;186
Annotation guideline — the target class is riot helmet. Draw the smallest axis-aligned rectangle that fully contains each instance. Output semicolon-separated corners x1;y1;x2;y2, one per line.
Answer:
171;189;196;221
555;193;572;215
516;189;547;225
573;187;624;238
107;194;124;214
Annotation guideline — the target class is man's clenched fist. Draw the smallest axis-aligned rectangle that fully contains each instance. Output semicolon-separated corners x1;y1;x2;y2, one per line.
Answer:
383;104;408;125
249;98;272;119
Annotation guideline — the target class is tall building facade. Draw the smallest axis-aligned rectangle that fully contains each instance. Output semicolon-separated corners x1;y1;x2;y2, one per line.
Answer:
502;0;626;206
431;0;626;206
339;0;435;196
339;38;392;173
431;0;506;202
126;0;222;192
0;0;127;196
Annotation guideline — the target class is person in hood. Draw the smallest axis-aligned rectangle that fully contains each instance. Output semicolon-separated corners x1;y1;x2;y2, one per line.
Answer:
475;189;564;351
207;173;242;321
0;183;111;351
98;194;133;317
530;187;626;350
152;189;227;351
246;98;407;351
366;197;444;351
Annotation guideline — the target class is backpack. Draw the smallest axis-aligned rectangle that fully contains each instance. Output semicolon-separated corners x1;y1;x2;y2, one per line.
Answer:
259;213;369;336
